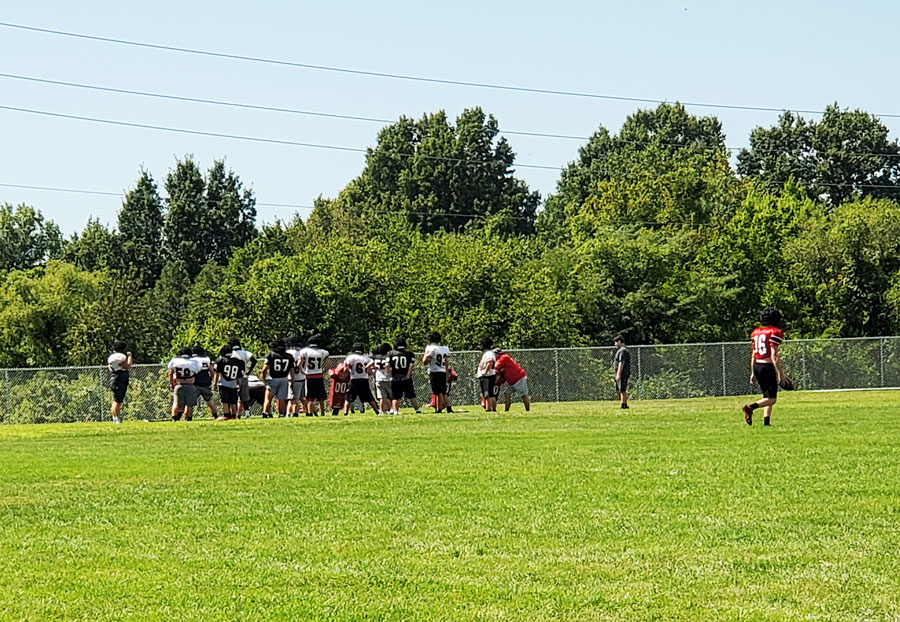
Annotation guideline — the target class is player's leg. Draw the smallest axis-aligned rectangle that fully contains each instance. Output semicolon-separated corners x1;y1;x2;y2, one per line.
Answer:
504;391;512;411
171;386;183;421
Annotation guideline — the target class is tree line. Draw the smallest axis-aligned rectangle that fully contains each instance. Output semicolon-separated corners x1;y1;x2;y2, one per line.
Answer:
3;103;900;368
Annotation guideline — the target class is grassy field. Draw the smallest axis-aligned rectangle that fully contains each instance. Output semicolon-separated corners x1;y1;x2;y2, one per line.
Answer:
1;392;899;621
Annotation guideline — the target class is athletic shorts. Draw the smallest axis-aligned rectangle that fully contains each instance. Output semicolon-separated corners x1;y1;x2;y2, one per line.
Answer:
108;374;129;403
239;377;251;404
195;384;213;402
479;375;496;399
267;377;290;401
289;379;306;400
306;377;327;400
174;383;199;408
391;378;416;400
348;378;375;404
615;375;630;393
754;362;778;399
430;372;448;396
505;377;529;397
375;379;393;401
219;385;239;405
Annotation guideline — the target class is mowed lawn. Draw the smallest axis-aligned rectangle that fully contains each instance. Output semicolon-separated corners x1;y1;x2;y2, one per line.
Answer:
1;393;899;621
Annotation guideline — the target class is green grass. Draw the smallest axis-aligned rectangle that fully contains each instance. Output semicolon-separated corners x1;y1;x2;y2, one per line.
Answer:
1;392;899;621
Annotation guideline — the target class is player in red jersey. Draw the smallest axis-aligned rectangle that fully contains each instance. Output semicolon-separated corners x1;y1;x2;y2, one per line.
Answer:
328;361;351;416
494;349;531;412
742;307;786;426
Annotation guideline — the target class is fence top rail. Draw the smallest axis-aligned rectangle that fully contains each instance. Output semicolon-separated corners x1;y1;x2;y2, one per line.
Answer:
1;335;898;372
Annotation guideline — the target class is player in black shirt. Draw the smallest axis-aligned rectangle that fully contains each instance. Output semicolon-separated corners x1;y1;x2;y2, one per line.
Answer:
260;340;295;418
213;345;245;420
388;337;422;414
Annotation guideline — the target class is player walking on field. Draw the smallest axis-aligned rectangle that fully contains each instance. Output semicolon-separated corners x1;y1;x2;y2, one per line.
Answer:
423;331;451;413
614;336;631;409
742;307;787;426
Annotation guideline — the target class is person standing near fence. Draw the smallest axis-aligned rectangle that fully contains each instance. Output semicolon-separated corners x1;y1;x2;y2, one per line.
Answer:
228;339;257;417
191;345;218;419
260;340;296;418
299;335;329;416
213;345;245;420
423;331;451;413
107;341;133;424
742;307;786;427
388;337;422;414
614;336;631;409
168;347;202;421
477;337;498;412
286;335;307;416
344;343;380;415
495;349;531;412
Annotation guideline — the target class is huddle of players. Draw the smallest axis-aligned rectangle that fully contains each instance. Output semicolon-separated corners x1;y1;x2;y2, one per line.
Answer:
164;332;454;420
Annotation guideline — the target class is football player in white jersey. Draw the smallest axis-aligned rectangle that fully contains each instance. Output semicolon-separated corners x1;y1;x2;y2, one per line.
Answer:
422;331;451;413
167;347;202;421
477;337;498;412
106;341;133;424
344;343;379;415
285;334;307;416
299;335;329;416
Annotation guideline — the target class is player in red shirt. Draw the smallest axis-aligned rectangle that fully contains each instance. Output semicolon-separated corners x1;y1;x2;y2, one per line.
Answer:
329;361;351;416
495;350;531;412
742;307;787;426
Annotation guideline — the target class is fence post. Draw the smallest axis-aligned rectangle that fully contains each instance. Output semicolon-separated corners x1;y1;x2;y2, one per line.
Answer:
721;344;727;396
3;369;9;424
881;338;885;388
636;346;643;400
802;342;807;387
554;349;560;402
97;367;105;422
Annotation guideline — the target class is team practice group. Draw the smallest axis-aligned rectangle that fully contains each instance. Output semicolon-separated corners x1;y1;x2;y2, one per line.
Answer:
103;332;547;423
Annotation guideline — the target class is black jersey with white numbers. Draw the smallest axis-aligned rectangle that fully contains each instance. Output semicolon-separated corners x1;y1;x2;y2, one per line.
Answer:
266;351;295;379
387;347;415;380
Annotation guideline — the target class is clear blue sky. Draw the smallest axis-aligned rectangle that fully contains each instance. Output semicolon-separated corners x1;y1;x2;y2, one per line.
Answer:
3;1;900;234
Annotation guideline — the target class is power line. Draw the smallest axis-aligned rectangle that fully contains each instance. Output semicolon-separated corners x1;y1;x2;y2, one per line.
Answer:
0;72;589;142
0;21;889;118
9;72;900;160
0;104;563;171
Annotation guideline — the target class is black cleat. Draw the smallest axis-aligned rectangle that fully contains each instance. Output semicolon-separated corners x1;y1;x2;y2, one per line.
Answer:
763;417;771;426
621;403;629;409
742;405;753;426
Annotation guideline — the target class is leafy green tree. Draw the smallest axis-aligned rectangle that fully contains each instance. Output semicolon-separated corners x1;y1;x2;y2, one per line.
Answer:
539;103;739;242
0;261;104;367
60;218;124;273
0;203;64;273
67;271;145;365
137;260;192;360
314;108;539;236
118;170;165;289
737;104;900;207
204;159;257;264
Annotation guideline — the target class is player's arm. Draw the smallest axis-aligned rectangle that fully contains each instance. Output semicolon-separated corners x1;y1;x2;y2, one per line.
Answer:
407;359;415;379
124;352;134;371
260;360;270;380
168;368;176;389
749;348;757;384
615;360;623;382
247;355;257;375
771;343;784;382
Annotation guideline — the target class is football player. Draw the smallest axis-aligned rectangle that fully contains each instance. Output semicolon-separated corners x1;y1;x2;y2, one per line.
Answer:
213;345;245;420
388;337;421;414
191;345;218;419
373;343;394;414
495;349;531;412
167;347;202;421
228;339;257;417
423;331;451;413
106;341;133;424
344;343;380;415
742;307;787;426
299;335;329;416
286;334;307;416
477;337;498;412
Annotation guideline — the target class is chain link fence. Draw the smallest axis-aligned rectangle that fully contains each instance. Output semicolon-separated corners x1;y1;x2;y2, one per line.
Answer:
1;337;898;424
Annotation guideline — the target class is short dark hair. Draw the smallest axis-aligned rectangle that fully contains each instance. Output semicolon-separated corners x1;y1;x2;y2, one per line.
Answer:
614;335;625;344
111;341;127;354
308;334;322;346
480;336;494;350
394;337;407;349
228;337;241;349
760;307;783;328
218;345;232;358
192;344;207;357
177;347;193;357
428;331;441;343
379;343;391;355
288;334;303;348
352;342;364;353
271;339;286;352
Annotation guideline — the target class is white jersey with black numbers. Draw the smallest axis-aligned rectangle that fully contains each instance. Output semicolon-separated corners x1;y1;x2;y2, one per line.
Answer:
424;344;450;373
373;355;391;382
345;353;373;380
286;348;306;380
168;356;201;383
299;347;329;377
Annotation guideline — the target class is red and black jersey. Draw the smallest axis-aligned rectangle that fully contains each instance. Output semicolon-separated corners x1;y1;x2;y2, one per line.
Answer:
751;326;784;362
329;362;351;409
